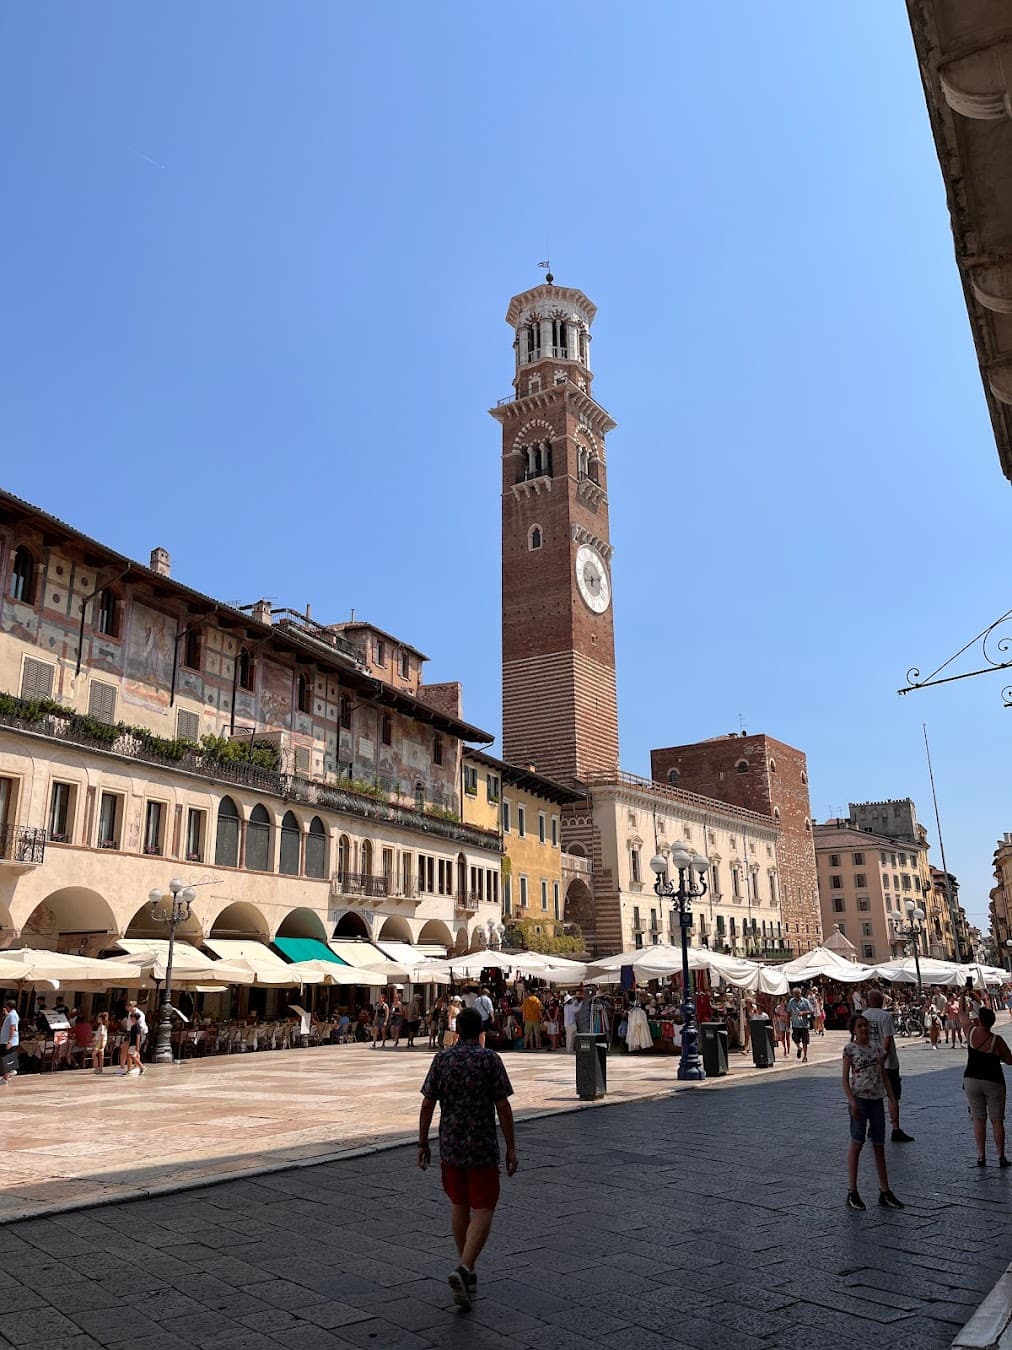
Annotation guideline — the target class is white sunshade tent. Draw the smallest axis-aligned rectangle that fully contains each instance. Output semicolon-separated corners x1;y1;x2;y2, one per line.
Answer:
780;947;871;984
587;943;790;994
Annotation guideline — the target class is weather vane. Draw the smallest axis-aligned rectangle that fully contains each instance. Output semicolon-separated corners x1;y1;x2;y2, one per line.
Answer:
538;259;554;284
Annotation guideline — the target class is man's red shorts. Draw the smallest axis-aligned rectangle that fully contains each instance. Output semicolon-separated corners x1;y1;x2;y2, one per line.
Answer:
440;1163;501;1210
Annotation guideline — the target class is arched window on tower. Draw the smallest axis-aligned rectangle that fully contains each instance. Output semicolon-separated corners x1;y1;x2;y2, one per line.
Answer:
525;324;539;363
528;525;543;552
736;759;749;775
9;546;35;604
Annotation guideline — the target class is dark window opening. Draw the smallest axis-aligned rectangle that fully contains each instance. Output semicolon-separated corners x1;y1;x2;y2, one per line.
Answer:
10;546;35;604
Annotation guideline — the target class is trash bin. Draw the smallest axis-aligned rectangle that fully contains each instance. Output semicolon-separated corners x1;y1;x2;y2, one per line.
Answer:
700;1021;729;1077
575;1032;607;1099
749;1019;776;1068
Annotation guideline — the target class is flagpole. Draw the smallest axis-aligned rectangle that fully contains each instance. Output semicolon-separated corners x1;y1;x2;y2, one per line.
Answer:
923;724;963;962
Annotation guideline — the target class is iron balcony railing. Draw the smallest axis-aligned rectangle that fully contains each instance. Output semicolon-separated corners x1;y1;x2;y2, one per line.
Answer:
0;824;46;865
334;871;388;898
0;697;502;855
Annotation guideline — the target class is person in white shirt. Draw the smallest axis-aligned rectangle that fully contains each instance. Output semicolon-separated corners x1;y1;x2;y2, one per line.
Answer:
118;1002;148;1074
563;996;580;1052
1;999;19;1085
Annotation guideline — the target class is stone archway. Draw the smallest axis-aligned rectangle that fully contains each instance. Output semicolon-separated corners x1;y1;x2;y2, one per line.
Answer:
207;901;270;940
377;915;414;943
20;887;119;954
0;898;16;949
564;879;593;939
333;911;371;939
276;907;328;941
123;901;203;946
453;926;470;956
417;919;453;952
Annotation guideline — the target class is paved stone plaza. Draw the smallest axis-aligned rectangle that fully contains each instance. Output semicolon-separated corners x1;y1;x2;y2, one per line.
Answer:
0;1042;1007;1350
0;1031;847;1223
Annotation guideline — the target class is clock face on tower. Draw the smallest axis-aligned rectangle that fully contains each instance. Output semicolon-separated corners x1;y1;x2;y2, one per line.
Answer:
575;543;611;613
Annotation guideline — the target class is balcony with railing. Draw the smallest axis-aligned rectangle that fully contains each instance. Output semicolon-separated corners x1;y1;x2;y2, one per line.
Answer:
0;694;502;855
457;892;481;912
0;824;46;872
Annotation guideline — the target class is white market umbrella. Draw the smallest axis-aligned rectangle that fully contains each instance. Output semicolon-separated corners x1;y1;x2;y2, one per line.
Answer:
872;957;962;986
0;948;123;986
99;947;255;987
781;947;872;983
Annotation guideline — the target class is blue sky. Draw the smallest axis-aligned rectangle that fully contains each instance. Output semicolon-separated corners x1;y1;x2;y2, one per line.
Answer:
2;4;1008;929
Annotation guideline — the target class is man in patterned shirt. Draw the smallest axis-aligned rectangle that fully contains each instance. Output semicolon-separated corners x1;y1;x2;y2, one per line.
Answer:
418;1006;518;1310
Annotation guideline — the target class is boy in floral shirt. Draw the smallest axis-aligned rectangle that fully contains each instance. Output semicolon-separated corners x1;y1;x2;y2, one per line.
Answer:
418;1006;518;1310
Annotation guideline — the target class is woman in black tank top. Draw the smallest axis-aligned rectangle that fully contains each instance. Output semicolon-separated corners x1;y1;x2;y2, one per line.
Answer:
963;1006;1012;1167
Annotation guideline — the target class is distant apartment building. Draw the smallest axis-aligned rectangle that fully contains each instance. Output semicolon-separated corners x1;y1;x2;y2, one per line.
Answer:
813;823;901;963
846;798;960;960
991;834;1012;968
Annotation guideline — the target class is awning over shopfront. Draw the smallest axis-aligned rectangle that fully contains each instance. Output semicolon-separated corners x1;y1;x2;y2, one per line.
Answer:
273;936;347;966
203;938;298;986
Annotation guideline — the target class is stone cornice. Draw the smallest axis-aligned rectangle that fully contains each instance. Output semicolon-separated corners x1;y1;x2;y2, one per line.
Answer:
585;774;779;840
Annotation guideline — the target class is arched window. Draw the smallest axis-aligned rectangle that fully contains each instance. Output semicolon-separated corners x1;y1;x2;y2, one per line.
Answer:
773;806;782;821
736;759;749;775
245;803;271;871
361;839;373;878
305;816;327;879
238;648;255;691
9;546;34;604
96;588;119;638
279;810;301;876
769;758;777;774
666;767;680;785
297;673;310;714
215;797;240;868
337;835;350;884
528;525;543;551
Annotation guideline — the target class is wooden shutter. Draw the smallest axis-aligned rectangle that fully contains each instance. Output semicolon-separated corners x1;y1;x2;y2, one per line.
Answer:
21;658;54;701
295;748;310;775
88;681;117;724
176;709;199;741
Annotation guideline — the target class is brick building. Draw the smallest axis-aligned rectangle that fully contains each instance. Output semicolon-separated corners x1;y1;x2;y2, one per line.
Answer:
490;277;619;785
491;278;796;955
650;733;822;955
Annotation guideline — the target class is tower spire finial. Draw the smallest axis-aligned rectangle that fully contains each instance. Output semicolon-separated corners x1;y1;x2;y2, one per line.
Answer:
537;258;553;285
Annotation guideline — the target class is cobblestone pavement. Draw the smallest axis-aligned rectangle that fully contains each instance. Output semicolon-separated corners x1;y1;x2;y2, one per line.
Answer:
0;1029;848;1223
0;1045;1006;1350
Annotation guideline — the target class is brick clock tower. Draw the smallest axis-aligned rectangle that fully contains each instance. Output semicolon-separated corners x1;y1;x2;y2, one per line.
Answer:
490;277;619;785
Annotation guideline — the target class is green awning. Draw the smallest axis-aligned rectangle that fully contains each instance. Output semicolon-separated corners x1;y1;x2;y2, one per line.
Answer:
273;936;348;965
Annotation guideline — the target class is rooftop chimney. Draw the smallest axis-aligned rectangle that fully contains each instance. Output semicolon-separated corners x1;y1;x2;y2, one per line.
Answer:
251;599;273;625
149;547;171;577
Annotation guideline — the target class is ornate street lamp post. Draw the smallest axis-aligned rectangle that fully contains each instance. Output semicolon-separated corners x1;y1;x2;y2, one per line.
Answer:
1004;938;1012;974
650;847;708;1081
148;878;197;1064
890;899;926;994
